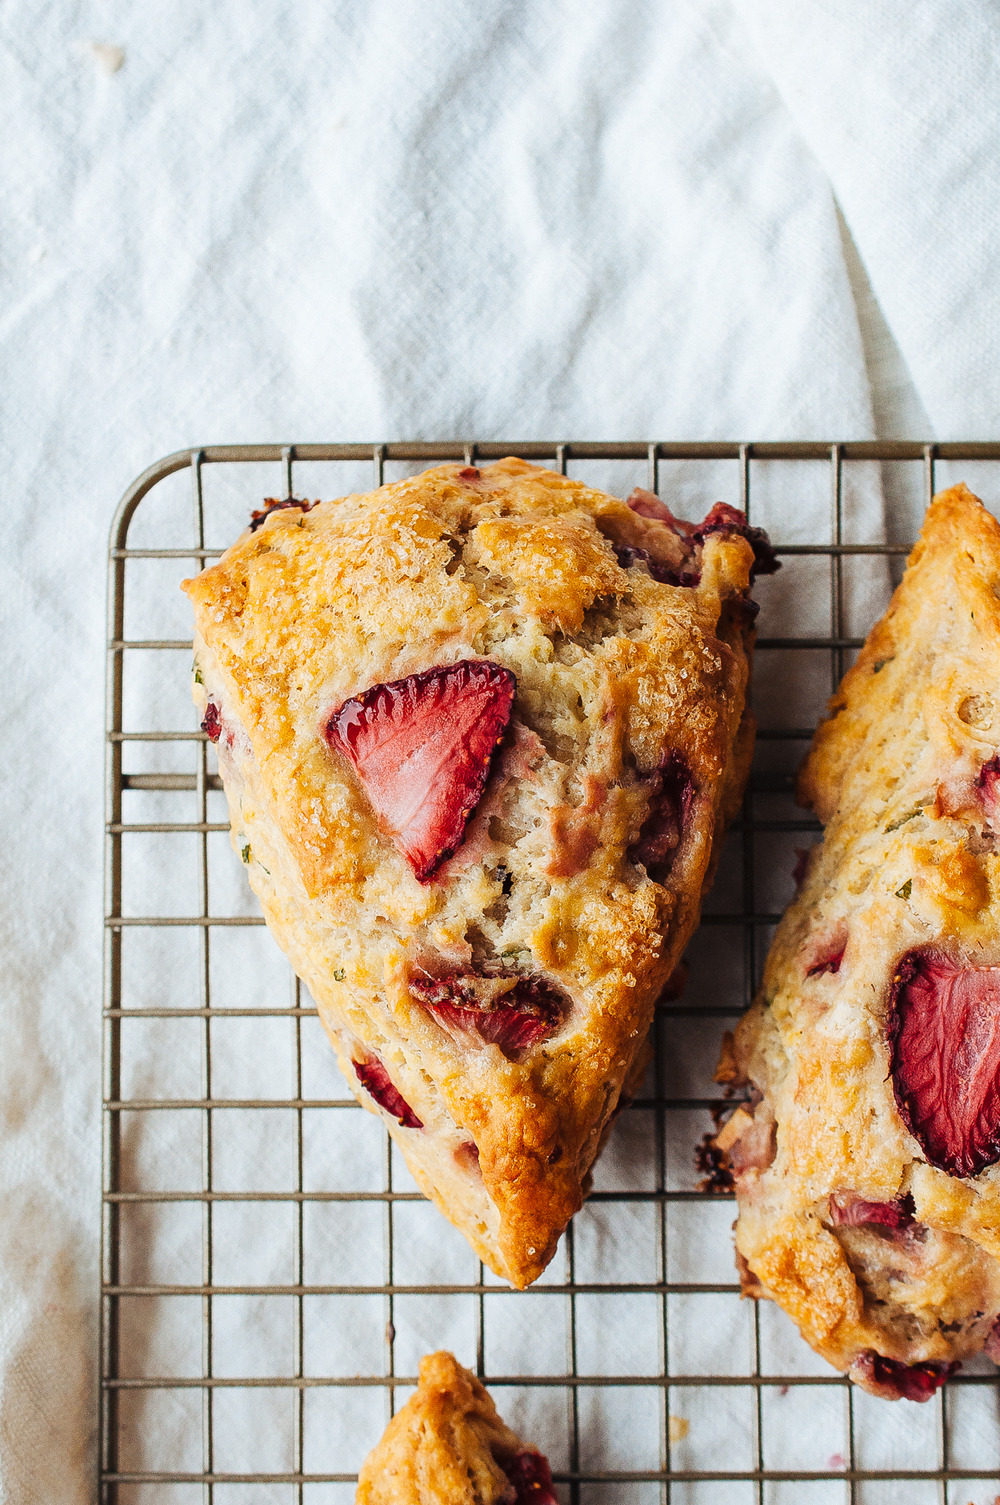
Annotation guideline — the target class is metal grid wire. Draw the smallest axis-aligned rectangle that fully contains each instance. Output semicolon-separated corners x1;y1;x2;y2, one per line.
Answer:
103;441;1000;1504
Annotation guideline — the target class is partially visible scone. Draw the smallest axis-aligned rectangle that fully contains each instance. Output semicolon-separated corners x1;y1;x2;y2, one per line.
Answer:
356;1351;557;1504
183;458;768;1286
718;483;1000;1399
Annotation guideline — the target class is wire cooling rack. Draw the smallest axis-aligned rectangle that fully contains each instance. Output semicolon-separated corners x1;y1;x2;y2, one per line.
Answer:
103;441;1000;1505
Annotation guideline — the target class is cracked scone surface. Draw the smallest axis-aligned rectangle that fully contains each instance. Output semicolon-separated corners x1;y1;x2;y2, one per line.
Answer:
183;458;756;1287
720;484;1000;1398
355;1351;555;1504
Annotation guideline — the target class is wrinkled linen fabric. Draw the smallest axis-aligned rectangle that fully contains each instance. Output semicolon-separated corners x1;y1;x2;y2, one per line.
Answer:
1;0;999;1499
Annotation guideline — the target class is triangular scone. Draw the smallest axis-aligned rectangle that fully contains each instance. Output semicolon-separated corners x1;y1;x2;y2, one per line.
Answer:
718;484;1000;1399
355;1350;557;1504
183;457;765;1286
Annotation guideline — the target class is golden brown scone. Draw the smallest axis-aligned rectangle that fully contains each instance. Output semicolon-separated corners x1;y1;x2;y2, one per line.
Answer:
183;458;765;1286
356;1351;557;1504
719;483;1000;1400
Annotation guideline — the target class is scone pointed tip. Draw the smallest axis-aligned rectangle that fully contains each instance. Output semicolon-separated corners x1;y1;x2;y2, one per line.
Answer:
356;1349;558;1503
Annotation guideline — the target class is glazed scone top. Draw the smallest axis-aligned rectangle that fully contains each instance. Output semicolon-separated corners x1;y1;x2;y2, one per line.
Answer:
184;458;753;984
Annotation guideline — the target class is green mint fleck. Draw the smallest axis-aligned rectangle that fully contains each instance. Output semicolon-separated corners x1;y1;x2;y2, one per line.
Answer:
241;843;251;864
895;879;912;900
193;660;203;685
885;809;922;833
872;658;894;674
333;968;345;982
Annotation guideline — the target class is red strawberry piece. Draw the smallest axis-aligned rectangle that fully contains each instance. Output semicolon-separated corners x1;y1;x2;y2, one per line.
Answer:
410;970;564;1055
249;496;313;532
806;943;845;979
455;1140;481;1173
610;541;648;571
692;502;780;579
851;1350;957;1402
503;1450;559;1505
888;948;1000;1178
658;567;703;588
352;1056;423;1129
977;754;1000;809
626;488;698;537
624;492;779;581
629;751;695;878
612;540;702;587
201;701;222;743
828;1191;916;1231
456;466;480;480
326;659;516;883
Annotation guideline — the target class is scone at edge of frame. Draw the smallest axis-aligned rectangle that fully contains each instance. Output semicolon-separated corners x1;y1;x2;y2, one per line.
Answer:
182;457;771;1288
716;482;1000;1400
355;1350;557;1505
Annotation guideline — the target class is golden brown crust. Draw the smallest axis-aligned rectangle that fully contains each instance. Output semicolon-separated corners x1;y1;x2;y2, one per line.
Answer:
355;1351;534;1505
723;484;1000;1392
184;458;755;1286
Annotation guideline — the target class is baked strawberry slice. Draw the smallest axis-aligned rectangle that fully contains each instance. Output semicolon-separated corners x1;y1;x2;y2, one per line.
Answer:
828;1191;916;1231
629;751;695;879
409;969;564;1055
201;701;223;743
806;942;846;978
624;492;780;580
851;1350;957;1403
353;1055;423;1129
611;540;701;588
249;495;313;532
888;949;1000;1178
503;1449;559;1504
326;660;516;883
692;502;780;578
977;753;1000;809
626;488;698;536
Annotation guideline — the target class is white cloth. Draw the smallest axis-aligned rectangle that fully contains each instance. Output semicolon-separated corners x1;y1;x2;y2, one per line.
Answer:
1;1;1000;1499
